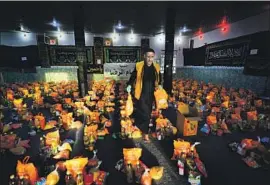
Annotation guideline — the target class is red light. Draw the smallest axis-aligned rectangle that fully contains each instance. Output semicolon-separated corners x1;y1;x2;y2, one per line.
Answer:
199;35;203;40
221;27;227;32
195;27;203;37
50;39;56;45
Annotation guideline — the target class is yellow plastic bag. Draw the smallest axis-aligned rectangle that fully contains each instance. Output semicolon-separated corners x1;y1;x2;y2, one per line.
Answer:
154;89;168;110
46;168;60;185
64;157;88;179
125;93;133;117
13;98;23;109
45;130;60;146
150;166;164;180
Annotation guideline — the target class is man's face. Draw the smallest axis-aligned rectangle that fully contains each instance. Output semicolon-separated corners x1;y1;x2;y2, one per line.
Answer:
144;52;155;66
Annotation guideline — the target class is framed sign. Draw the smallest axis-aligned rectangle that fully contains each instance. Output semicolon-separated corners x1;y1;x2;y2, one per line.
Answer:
104;47;141;63
104;63;135;79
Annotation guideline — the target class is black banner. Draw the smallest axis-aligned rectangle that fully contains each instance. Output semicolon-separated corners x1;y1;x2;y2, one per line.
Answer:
49;46;93;65
205;41;249;66
104;47;141;63
87;64;103;74
55;48;76;64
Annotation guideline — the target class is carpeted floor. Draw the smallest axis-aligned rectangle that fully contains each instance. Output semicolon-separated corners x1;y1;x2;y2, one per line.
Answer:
161;108;270;185
1;99;269;185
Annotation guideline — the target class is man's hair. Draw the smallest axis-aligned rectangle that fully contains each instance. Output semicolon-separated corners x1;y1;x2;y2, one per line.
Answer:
143;48;155;55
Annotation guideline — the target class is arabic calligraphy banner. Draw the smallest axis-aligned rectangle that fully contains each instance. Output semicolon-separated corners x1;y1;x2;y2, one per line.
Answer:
205;41;249;66
104;47;141;63
49;46;93;66
54;47;76;64
104;63;135;80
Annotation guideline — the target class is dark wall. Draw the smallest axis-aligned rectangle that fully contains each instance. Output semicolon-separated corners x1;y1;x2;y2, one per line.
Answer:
183;31;270;67
0;45;40;68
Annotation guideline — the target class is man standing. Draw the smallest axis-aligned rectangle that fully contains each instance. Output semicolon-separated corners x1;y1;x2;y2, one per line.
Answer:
126;48;162;142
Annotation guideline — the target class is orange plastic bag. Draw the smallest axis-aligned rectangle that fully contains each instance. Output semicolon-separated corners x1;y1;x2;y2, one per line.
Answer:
241;139;260;150
141;170;152;185
125;93;133;117
123;148;142;166
64;157;88;179
60;112;73;130
221;101;229;108
154;89;168;110
207;115;217;125
64;98;72;105
84;124;98;135
54;104;63;112
50;92;58;99
34;113;46;130
89;111;100;122
7;90;14;101
172;140;191;159
45;130;60;146
16;156;39;185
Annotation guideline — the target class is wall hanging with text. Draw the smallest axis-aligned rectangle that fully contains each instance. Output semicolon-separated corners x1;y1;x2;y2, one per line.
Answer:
104;47;141;63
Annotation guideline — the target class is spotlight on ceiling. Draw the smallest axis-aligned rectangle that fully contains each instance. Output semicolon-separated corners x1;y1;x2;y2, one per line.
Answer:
53;18;57;27
181;26;191;33
117;20;123;29
48;18;60;28
130;29;134;40
20;24;24;31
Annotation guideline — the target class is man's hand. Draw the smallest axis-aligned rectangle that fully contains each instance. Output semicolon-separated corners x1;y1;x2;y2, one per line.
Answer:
126;85;131;93
158;85;163;89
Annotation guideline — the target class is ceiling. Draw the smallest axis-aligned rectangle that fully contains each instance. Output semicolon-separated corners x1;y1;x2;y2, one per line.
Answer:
0;1;269;36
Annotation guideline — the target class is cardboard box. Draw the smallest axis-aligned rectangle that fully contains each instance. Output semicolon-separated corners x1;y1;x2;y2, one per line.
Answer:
176;106;201;136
